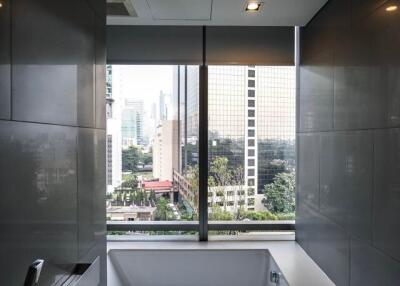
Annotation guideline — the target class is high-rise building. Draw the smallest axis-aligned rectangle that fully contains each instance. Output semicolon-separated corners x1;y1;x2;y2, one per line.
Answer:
207;65;296;211
172;65;295;213
159;91;173;122
121;99;144;148
106;65;122;192
174;66;199;174
152;120;179;181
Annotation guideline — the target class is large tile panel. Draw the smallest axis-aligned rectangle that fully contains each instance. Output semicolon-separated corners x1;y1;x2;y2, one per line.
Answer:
77;128;106;285
333;34;387;130
298;0;400;285
299;51;334;132
0;121;78;285
95;16;106;130
299;203;350;286
320;131;373;241
297;133;320;209
350;238;400;286
12;0;95;127
77;128;106;259
373;128;400;261
368;5;400;128
0;0;11;119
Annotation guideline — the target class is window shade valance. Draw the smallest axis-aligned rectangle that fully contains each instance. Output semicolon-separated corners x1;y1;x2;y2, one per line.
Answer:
107;26;294;65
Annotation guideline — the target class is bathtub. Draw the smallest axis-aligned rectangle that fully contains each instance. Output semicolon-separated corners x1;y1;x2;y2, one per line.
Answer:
108;249;288;286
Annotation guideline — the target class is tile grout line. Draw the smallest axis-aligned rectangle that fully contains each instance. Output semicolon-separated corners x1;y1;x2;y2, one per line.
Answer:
9;0;13;120
0;118;106;131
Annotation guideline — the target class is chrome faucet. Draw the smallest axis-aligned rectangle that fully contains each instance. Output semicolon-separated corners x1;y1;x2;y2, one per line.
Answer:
24;259;44;286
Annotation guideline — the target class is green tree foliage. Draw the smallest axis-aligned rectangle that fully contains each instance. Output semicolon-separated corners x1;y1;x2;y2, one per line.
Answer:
208;205;234;221
209;157;233;187
122;146;152;172
263;171;295;214
149;190;156;203
208;137;245;170
240;211;278;220
155;197;176;221
258;139;295;190
142;151;153;165
120;175;139;190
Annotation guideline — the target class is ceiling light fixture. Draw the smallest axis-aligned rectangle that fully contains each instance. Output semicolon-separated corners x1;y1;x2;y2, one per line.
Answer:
0;2;3;8
386;5;398;12
246;2;262;12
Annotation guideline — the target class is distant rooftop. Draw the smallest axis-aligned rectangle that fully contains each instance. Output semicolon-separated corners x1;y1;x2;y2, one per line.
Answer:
107;206;156;213
142;180;173;192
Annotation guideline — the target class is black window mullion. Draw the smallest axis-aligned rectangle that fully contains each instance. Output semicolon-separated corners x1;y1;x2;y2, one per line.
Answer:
198;26;208;241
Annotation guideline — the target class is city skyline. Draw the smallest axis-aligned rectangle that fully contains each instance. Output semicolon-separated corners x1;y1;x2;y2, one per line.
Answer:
107;64;296;219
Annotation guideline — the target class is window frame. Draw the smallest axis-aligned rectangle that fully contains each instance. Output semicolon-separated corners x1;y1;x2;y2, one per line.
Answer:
106;27;297;241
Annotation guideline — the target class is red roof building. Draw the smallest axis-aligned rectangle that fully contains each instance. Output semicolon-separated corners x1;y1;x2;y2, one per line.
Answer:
142;180;175;193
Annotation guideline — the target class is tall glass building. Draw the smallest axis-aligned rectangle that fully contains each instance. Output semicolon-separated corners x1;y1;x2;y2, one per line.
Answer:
208;66;296;197
121;99;144;148
172;65;295;213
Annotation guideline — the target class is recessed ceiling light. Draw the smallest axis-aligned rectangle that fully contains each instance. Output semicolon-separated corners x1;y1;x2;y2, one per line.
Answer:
246;2;262;12
0;2;3;8
386;5;398;12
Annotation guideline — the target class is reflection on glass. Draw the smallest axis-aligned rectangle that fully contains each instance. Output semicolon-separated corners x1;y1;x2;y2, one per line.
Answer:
208;66;296;222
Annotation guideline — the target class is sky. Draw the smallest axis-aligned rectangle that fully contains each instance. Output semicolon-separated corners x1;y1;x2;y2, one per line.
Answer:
113;65;174;141
115;65;173;104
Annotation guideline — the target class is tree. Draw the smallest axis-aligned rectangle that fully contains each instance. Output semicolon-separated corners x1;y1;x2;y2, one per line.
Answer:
208;205;233;221
142;152;153;165
149;190;156;204
122;146;142;172
240;211;278;221
209;156;232;187
120;175;139;190
263;171;295;214
155;197;176;221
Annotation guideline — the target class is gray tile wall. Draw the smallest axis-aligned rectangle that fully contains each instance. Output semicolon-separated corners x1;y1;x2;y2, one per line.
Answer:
0;0;106;285
297;0;400;285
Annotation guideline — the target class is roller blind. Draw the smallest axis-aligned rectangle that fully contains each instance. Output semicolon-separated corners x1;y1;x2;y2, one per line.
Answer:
205;26;294;65
107;26;294;65
107;26;203;64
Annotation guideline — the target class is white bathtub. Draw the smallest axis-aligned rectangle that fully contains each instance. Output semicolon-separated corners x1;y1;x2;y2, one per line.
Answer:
108;249;288;286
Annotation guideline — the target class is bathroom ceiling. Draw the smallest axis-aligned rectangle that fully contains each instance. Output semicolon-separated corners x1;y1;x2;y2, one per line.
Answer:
107;0;328;26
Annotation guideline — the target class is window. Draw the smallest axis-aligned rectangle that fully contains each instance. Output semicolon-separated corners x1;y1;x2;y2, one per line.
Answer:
248;169;255;176
248;188;255;196
107;64;296;237
106;65;199;235
208;65;296;224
